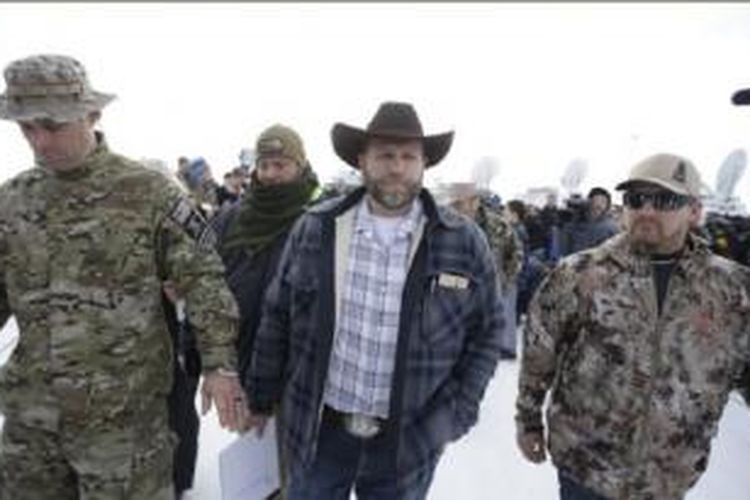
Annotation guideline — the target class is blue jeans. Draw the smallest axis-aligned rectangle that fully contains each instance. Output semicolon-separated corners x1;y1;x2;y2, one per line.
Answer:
559;471;609;500
499;284;518;356
286;410;438;500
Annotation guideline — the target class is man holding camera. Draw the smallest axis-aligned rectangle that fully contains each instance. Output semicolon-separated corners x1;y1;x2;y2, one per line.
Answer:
559;187;619;257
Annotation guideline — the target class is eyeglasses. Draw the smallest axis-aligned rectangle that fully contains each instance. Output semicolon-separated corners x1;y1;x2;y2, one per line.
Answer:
622;191;691;211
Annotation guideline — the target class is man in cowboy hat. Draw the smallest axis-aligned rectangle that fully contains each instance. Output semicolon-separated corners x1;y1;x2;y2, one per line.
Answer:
516;153;750;499
246;101;505;499
0;54;244;499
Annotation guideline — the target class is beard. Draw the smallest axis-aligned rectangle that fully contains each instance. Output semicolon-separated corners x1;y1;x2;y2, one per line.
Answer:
627;217;664;254
364;173;422;211
627;217;688;255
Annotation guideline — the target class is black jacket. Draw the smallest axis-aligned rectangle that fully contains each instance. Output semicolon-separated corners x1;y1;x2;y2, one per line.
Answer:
212;205;291;382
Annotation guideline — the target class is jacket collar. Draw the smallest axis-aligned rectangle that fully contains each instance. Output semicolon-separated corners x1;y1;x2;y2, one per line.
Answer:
601;231;711;275
310;186;461;229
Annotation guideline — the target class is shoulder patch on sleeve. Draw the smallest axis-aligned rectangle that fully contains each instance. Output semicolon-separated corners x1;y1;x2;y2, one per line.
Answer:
167;197;217;250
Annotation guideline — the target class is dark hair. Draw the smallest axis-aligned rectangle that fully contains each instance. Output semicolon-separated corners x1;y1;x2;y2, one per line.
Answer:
587;187;611;206
507;199;527;222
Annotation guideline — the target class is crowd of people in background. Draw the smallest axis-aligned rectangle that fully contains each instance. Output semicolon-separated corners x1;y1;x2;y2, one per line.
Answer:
4;52;750;500
166;138;750;495
167;136;750;499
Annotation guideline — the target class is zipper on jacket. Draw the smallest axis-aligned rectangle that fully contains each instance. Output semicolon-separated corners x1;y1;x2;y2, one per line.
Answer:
627;258;675;497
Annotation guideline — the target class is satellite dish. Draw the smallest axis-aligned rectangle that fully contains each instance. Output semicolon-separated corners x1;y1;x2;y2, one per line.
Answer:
561;158;588;194
471;156;501;192
715;149;747;200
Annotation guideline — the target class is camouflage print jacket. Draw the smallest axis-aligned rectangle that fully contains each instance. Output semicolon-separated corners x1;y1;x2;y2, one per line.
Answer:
0;137;238;433
475;203;524;289
516;232;750;500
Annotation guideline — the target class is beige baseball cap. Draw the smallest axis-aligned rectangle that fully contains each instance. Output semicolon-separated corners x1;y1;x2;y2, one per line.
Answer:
615;153;702;197
0;54;115;122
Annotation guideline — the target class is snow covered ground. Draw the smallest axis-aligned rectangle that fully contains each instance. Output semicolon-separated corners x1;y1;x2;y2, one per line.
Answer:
189;356;750;500
1;322;749;499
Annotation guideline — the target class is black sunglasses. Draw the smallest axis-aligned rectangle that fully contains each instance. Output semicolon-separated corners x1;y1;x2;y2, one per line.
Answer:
622;191;690;211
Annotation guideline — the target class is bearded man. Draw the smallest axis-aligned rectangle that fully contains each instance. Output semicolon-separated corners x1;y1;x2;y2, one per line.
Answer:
245;102;505;500
516;153;750;499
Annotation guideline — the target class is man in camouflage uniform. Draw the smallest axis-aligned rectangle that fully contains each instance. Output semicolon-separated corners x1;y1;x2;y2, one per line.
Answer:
446;182;523;358
0;54;244;499
515;153;750;499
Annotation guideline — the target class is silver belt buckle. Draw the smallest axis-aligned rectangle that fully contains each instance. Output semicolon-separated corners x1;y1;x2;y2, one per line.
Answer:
344;413;382;439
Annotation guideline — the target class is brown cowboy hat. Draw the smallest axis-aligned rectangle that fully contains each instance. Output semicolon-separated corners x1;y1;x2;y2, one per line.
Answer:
331;101;454;169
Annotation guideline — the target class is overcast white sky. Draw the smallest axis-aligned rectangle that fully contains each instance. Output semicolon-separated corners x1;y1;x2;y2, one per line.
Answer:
2;2;750;203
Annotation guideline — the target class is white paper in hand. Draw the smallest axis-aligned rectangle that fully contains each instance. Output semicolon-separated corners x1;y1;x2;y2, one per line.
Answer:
219;417;280;500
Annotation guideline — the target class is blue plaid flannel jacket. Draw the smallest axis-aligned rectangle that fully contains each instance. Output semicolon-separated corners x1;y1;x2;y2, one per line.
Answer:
248;187;505;491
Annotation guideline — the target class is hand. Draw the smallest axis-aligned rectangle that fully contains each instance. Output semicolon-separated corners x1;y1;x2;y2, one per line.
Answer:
241;411;270;438
201;370;248;432
517;427;547;463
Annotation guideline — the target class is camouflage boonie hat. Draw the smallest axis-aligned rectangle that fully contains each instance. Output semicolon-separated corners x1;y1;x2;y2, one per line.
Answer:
255;124;307;167
0;54;115;122
615;153;702;197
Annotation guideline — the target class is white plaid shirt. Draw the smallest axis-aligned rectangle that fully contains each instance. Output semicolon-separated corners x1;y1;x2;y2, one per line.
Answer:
323;197;424;417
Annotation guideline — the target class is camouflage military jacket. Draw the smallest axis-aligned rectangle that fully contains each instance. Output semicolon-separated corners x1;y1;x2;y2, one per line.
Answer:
516;233;750;500
0;138;238;433
475;204;524;287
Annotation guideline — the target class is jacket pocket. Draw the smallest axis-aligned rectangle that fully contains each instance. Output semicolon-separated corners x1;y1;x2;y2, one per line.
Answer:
419;272;473;346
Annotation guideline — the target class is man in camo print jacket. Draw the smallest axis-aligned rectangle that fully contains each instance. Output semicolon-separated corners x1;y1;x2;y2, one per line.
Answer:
516;152;750;499
0;54;243;500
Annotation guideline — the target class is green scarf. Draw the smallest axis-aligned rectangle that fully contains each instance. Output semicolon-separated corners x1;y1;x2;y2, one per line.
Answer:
221;166;319;254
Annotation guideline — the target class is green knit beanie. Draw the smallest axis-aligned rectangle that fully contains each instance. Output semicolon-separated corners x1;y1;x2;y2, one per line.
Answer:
255;124;307;167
